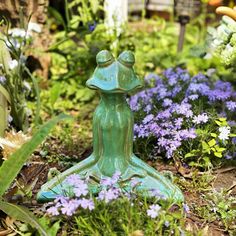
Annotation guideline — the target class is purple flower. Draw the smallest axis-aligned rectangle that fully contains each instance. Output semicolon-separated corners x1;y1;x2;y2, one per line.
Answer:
232;137;236;144
73;184;88;197
188;94;199;101
158;137;169;147
149;189;166;200
171;86;182;97
156;109;172;120
162;98;173;107
100;171;121;187
144;73;161;85
61;199;80;216
78;198;95;210
88;21;96;32
47;206;60;216
183;203;190;213
98;188;121;203
226;101;236;111
174;118;183;129
143;114;154;124
65;174;84;187
225;154;232;160
147;204;161;218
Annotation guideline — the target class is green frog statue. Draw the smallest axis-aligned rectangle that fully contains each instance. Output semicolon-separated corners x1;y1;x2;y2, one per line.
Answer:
37;50;184;202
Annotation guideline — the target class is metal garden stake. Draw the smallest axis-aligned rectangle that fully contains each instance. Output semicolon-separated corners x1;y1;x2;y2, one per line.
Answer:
38;50;184;202
174;0;201;52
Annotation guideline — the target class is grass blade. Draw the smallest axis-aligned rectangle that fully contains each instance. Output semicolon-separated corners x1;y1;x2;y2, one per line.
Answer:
0;200;49;236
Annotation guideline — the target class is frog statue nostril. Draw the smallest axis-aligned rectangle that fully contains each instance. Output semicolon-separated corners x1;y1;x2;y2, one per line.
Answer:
96;50;115;67
118;50;135;67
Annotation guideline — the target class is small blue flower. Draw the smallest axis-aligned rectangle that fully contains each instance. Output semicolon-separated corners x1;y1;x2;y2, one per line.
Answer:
88;21;97;32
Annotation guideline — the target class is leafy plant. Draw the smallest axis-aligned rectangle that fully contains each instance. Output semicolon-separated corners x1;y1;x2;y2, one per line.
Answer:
0;114;70;235
44;172;188;235
0;18;41;132
131;68;236;168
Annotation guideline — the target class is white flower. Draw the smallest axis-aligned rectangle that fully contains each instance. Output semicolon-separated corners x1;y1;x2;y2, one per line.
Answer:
9;59;18;70
218;126;231;141
0;76;6;83
9;28;26;38
5;38;21;49
192;113;209;124
147;204;161;218
28;22;41;33
23;81;31;91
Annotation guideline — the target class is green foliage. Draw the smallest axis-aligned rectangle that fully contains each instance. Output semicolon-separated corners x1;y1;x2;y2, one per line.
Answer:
0;114;70;236
0;201;50;236
56;197;187;236
0;85;10;136
0;113;70;197
0;19;40;131
18;217;60;236
193;189;236;234
184;118;236;168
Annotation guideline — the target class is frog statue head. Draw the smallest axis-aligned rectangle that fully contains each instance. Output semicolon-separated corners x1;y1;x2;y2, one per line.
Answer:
86;50;143;93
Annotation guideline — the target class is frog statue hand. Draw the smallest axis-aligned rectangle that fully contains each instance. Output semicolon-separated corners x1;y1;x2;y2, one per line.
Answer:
37;50;184;203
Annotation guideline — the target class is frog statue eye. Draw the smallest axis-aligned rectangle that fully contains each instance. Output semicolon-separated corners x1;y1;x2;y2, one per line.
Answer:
118;51;135;67
96;50;114;67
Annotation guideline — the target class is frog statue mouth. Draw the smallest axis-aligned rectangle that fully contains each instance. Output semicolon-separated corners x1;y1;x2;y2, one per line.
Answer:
86;50;143;93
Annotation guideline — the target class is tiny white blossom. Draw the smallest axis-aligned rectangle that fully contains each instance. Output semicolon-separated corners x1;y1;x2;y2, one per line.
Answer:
218;126;231;141
23;81;31;91
0;76;6;83
5;38;21;49
28;22;42;33
147;204;161;218
9;59;18;70
9;28;26;38
8;115;13;123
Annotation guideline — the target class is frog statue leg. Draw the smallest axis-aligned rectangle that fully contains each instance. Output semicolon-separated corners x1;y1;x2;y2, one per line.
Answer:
117;105;184;202
37;106;103;202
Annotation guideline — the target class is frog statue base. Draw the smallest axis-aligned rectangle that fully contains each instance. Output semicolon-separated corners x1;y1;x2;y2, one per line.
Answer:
37;51;184;203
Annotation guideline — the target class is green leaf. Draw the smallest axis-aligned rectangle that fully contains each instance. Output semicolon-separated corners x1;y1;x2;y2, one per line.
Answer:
208;139;216;147
0;84;10;103
0;114;71;197
184;152;196;158
210;133;217;138
49;83;61;107
214;152;222;158
215;120;221;126
202;141;209;150
215;146;226;152
0;201;50;236
39;217;60;236
219;118;226;122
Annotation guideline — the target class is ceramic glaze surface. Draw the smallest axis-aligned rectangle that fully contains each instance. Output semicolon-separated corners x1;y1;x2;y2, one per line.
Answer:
37;50;184;202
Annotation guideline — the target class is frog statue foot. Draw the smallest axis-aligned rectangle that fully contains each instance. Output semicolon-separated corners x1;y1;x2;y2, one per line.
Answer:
37;50;184;202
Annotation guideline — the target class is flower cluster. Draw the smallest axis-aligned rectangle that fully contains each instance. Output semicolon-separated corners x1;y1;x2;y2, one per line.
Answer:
46;174;94;216
130;68;236;160
46;172;141;216
46;171;188;220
